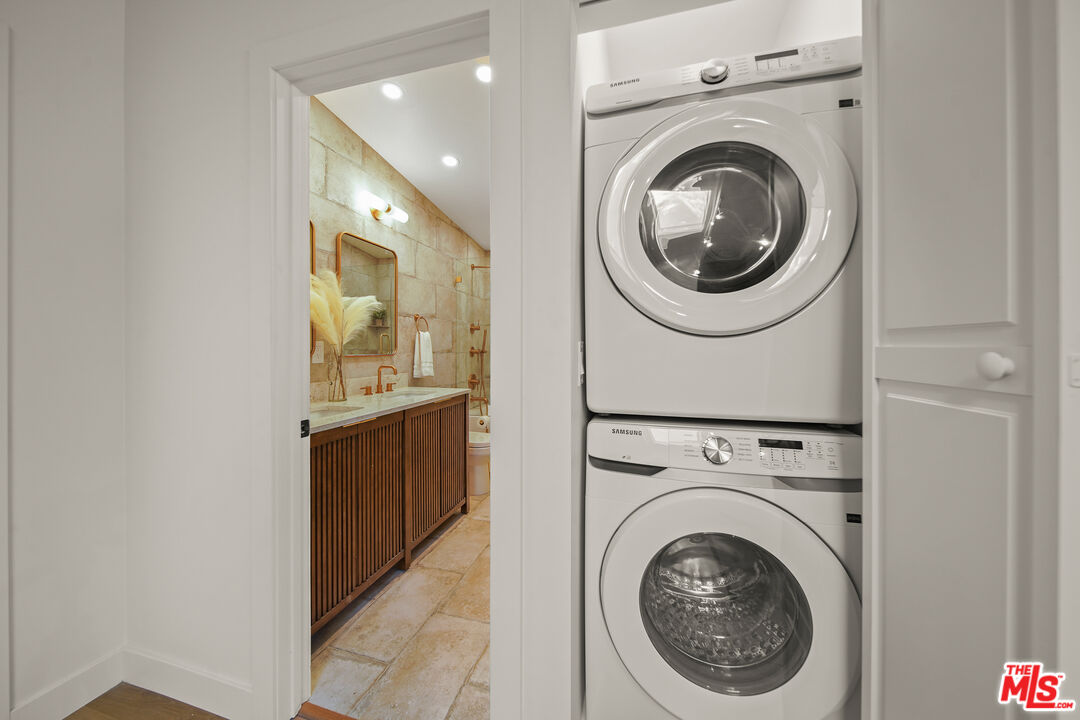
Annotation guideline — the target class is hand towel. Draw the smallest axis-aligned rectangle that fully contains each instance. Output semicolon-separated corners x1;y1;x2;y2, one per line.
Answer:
413;330;435;377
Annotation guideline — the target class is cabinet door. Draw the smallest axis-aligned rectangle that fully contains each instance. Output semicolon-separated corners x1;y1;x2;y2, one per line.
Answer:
866;0;1059;718
309;412;404;631
403;395;468;554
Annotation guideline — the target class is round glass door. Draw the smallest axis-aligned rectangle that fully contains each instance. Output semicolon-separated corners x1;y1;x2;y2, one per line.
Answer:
599;488;860;720
599;99;857;336
639;533;812;696
640;142;806;295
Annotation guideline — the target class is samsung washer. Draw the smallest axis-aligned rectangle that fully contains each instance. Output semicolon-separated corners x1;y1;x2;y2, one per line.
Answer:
585;417;862;719
584;37;862;423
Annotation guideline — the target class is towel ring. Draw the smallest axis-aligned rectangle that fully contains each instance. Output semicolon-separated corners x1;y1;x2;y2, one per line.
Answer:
414;314;430;332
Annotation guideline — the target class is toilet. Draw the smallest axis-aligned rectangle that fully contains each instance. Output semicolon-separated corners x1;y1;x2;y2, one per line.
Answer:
468;415;491;496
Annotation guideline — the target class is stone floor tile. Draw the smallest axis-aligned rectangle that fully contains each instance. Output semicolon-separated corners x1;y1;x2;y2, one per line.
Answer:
442;548;490;622
468;645;489;690
416;518;489;574
470;496;490;521
310;648;386;715
334;567;461;662
349;614;489;720
446;683;489;720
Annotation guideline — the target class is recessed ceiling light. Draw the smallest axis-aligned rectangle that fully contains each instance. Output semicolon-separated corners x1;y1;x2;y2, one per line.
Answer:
475;64;492;83
380;82;403;100
442;155;460;168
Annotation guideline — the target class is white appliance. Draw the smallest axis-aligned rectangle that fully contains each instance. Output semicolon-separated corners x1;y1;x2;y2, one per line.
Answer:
584;37;863;423
585;417;861;720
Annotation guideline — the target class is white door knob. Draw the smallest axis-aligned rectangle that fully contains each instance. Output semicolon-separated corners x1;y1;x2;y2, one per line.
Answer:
976;352;1015;381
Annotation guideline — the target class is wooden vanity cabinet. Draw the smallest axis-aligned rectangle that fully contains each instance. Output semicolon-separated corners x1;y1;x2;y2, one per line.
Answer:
309;394;468;632
403;395;469;565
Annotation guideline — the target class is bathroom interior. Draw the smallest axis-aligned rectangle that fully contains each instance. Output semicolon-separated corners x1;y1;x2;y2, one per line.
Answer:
305;56;493;719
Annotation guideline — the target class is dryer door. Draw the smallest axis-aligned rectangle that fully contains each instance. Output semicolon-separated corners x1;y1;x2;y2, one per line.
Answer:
601;487;860;720
598;98;856;335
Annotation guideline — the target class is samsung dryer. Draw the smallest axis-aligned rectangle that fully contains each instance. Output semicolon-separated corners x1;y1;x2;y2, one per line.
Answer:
584;37;862;423
585;417;862;719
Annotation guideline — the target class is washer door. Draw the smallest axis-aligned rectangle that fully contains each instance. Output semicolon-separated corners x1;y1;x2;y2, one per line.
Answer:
598;99;856;335
601;488;860;720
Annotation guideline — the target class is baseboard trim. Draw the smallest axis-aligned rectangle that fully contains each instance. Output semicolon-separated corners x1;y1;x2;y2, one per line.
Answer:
122;647;252;720
10;650;123;720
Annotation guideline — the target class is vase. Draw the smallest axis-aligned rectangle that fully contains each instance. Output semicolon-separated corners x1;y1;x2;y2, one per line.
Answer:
327;346;347;402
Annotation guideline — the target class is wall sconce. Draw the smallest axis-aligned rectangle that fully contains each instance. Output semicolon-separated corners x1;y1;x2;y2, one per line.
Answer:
356;189;409;226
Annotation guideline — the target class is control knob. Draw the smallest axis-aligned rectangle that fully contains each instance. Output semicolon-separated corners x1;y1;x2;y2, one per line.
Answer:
700;60;729;85
702;436;734;465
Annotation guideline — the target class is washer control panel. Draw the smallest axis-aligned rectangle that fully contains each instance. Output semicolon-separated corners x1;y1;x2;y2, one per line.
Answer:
586;35;861;115
588;419;860;479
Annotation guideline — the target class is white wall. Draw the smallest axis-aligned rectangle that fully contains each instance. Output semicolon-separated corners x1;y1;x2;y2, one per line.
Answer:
124;2;493;718
773;0;861;47
580;0;860;83
0;0;128;716
124;0;366;706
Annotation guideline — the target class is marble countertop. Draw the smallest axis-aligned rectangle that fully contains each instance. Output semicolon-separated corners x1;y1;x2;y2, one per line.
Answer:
309;387;471;433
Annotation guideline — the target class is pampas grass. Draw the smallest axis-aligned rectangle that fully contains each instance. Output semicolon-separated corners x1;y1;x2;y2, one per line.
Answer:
310;271;384;401
343;296;381;345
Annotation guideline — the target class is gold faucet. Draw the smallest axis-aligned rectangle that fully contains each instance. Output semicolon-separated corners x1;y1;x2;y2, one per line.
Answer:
376;364;397;394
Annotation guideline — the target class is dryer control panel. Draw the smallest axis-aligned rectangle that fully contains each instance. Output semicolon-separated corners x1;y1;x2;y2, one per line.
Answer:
586;35;861;115
588;419;860;479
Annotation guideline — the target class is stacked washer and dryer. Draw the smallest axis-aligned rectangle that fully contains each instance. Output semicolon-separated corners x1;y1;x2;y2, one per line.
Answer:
583;36;865;720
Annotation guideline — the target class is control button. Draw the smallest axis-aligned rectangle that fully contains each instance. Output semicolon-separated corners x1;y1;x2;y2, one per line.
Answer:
768;59;780;71
782;463;795;471
756;60;768;73
702;436;734;464
700;60;729;85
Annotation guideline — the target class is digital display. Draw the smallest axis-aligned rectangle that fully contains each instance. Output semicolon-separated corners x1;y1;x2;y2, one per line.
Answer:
758;439;804;450
754;48;799;62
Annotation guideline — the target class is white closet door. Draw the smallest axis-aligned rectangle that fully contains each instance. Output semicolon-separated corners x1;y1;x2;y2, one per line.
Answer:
865;1;1061;719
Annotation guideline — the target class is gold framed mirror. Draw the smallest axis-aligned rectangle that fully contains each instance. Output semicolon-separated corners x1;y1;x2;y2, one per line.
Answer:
336;231;398;357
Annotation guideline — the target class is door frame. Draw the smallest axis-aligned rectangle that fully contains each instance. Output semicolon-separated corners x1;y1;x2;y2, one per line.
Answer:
246;9;491;718
246;2;583;717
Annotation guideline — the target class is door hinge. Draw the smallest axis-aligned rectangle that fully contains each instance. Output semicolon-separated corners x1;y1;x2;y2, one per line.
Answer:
300;419;310;438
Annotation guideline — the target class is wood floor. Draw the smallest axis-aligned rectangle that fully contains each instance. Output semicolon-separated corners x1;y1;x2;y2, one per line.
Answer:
67;684;353;720
65;683;224;720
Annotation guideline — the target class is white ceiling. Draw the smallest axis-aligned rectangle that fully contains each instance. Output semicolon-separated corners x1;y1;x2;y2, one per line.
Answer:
317;57;492;248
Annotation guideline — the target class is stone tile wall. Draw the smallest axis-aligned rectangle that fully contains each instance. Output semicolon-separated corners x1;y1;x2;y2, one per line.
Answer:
309;98;491;409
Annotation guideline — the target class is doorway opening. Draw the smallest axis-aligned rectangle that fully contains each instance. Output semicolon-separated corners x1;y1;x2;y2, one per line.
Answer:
303;53;493;720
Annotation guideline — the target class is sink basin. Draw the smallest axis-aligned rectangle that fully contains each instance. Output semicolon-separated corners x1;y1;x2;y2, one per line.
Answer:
311;404;367;415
